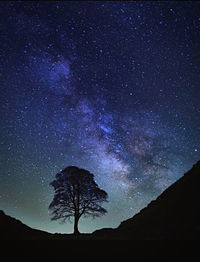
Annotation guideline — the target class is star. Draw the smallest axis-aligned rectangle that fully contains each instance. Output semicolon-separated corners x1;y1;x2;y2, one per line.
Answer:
0;1;199;234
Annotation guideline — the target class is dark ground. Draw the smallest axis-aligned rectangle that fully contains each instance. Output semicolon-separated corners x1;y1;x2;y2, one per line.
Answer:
1;160;200;240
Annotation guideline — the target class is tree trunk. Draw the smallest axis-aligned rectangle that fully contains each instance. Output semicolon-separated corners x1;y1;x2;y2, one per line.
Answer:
73;215;79;235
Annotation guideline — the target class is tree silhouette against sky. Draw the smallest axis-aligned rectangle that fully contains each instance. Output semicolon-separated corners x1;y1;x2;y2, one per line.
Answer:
49;166;108;235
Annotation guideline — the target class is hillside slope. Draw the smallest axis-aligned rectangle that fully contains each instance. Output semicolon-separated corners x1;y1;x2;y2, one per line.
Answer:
0;210;53;240
1;160;200;240
93;160;200;239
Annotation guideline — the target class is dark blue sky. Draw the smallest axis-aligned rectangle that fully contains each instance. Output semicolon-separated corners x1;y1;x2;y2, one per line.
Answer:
0;1;200;233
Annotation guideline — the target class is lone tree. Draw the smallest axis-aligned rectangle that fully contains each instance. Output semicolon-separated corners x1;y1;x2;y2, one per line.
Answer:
49;166;108;235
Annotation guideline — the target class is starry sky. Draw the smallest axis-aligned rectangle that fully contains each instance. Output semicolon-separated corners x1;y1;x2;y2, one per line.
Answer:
0;1;200;234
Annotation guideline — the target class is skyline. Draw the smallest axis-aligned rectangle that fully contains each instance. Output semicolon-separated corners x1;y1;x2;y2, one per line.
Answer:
0;1;200;233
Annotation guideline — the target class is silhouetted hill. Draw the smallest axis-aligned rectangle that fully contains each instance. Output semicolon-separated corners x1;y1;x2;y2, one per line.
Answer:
1;160;200;240
0;210;91;240
0;210;55;239
93;160;200;239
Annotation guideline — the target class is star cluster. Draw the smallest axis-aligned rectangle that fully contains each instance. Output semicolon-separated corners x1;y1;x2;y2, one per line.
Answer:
0;1;200;233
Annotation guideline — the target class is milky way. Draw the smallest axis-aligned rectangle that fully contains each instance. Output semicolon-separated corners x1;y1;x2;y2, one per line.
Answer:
0;1;200;233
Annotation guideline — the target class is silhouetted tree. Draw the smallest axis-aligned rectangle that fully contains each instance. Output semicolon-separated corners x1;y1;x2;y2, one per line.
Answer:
49;166;108;235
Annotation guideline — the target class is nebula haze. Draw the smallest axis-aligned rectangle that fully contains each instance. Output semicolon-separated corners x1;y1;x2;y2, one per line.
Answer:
0;1;200;233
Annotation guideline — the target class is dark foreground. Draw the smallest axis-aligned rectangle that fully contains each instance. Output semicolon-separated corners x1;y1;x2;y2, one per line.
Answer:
1;160;200;240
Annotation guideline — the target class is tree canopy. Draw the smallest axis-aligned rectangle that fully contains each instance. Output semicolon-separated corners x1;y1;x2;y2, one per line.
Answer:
49;166;108;234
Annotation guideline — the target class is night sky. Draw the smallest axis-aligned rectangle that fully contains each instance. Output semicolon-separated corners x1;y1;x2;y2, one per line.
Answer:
0;1;200;234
